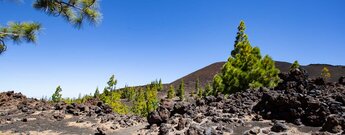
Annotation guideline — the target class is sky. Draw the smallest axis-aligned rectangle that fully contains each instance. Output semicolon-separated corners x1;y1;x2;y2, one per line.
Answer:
1;0;344;98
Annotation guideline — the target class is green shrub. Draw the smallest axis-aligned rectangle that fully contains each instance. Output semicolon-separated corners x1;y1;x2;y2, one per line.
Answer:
321;67;331;81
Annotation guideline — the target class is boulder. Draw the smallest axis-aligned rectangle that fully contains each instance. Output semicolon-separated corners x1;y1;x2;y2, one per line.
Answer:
321;115;343;133
147;111;162;126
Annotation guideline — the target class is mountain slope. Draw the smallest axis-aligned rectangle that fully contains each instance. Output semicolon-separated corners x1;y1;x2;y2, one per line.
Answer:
169;61;345;94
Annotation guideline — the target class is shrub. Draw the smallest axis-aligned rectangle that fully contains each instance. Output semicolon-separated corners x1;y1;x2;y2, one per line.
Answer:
321;67;331;81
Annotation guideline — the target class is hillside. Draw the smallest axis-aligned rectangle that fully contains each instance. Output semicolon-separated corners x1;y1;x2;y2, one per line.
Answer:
168;61;345;94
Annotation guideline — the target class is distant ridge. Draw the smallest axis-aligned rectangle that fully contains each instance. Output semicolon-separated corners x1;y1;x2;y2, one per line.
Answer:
168;61;345;94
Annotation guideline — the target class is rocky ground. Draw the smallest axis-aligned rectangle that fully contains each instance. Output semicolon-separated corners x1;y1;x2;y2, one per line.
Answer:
1;67;345;135
144;68;345;135
0;91;145;135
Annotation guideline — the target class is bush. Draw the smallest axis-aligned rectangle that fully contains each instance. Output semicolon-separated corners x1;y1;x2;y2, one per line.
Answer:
321;67;331;81
213;21;280;94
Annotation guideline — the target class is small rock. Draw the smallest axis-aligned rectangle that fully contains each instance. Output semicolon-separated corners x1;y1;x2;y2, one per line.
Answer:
22;118;27;122
159;123;170;135
271;122;288;132
95;126;107;135
249;126;261;134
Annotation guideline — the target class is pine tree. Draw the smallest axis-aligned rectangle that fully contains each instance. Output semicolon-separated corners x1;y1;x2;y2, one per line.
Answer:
197;88;203;99
290;60;300;70
158;79;163;91
127;87;136;101
213;21;280;94
145;86;158;114
178;80;185;101
94;87;100;98
167;85;175;99
1;0;101;55
0;22;41;55
132;88;148;116
33;0;102;28
321;67;331;81
52;86;62;102
107;74;117;91
109;91;128;114
204;82;213;97
196;78;203;98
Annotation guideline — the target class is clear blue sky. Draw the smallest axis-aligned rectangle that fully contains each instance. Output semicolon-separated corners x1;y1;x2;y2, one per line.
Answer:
1;0;344;98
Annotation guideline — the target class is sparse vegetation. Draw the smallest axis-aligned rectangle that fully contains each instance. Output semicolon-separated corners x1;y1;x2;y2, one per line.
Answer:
213;21;280;94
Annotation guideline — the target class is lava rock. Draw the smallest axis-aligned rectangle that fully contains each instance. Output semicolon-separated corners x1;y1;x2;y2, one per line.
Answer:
271;121;288;132
95;126;107;135
321;115;343;133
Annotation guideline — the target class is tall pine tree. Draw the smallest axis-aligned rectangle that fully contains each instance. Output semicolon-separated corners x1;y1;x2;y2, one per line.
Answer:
213;21;280;94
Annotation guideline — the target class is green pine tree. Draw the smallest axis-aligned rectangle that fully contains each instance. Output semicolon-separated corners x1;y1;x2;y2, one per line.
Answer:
94;87;100;98
290;60;300;70
178;80;185;101
107;74;117;91
167;85;175;99
158;79;163;91
52;86;62;102
196;78;203;98
145;85;158;114
204;82;213;97
1;0;101;55
132;88;148;116
213;21;280;94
